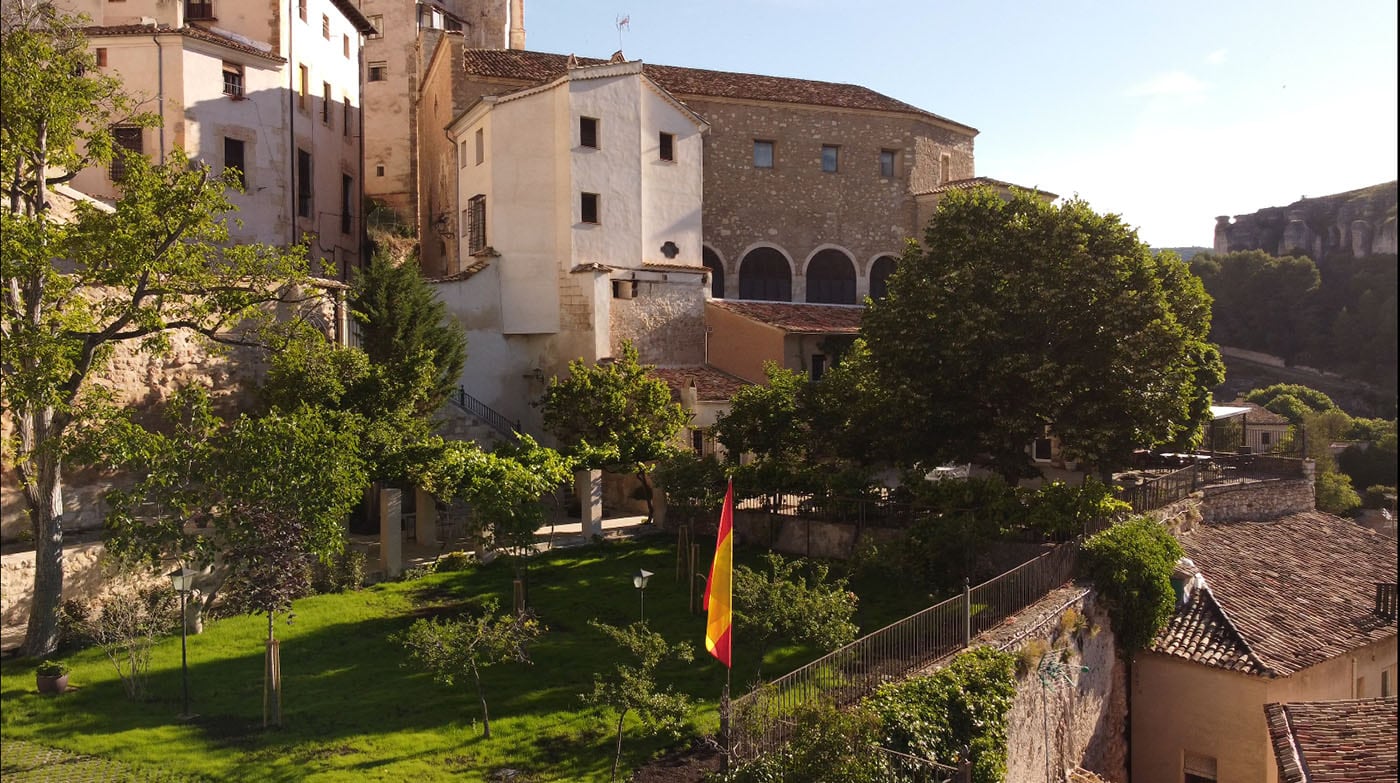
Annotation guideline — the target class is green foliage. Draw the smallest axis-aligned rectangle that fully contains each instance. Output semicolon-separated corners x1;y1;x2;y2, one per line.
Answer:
1078;518;1183;653
433;551;477;573
310;548;367;594
583;620;693;782
865;646;1017;783
652;450;728;524
1315;471;1362;516
1245;383;1340;420
733;554;858;678
35;660;68;677
716;701;894;783
1190;251;1320;363
350;250;466;412
1337;432;1398;492
862;188;1222;481
397;598;544;739
76;577;177;701
714;363;808;464
1361;485;1397;511
1024;478;1129;539
894;477;1019;588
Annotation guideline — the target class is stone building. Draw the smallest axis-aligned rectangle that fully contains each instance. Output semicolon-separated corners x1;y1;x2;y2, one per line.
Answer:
358;0;520;226
60;0;377;280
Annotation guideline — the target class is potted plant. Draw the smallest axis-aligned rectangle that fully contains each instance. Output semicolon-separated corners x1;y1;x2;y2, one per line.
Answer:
35;659;70;695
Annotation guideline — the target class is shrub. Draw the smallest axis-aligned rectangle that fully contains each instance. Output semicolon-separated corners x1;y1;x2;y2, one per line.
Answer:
36;659;69;677
715;701;893;783
1078;517;1183;653
433;550;476;573
79;580;178;701
1015;638;1050;678
312;549;367;593
1024;478;1128;539
1315;470;1361;516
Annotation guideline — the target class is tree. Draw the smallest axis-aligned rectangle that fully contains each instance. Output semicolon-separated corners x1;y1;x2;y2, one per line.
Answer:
583;620;694;783
1078;517;1183;653
713;362;808;465
733;553;858;679
541;341;688;522
1189;250;1320;362
397;598;544;740
2;5;313;656
861;188;1223;482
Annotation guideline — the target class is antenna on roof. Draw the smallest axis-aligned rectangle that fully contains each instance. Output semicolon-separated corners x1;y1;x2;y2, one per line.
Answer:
615;13;629;53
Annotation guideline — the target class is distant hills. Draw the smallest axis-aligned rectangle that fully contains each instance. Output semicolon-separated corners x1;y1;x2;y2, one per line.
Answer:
1153;246;1211;262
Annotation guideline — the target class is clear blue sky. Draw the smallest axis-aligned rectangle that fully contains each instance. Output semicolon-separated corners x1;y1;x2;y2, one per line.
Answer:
524;0;1399;248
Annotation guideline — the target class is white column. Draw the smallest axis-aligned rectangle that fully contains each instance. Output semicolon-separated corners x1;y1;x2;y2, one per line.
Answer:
379;488;402;578
575;469;603;539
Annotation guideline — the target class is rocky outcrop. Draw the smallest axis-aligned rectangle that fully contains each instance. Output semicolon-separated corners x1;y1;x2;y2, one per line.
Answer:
1214;181;1397;259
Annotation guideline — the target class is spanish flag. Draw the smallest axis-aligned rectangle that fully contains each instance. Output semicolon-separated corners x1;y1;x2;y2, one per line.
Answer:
704;478;734;668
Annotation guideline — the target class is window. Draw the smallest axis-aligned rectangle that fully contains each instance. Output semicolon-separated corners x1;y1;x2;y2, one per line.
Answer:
375;163;385;177
753;140;774;168
474;128;484;165
367;61;387;82
1383;669;1391;698
322;81;331;124
810;354;826;382
1183;753;1217;783
580;192;599;224
940;153;951;184
659;132;674;162
185;0;213;20
821;144;839;173
297;0;306;22
880;149;897;177
343;97;351;136
298;64;308;110
343;34;350;58
321;14;330;39
1033;437;1053;462
109;126;143;181
222;61;244;98
95;48;108;67
612;280;637;299
466;194;486;253
341;174;353;234
368;14;383;39
223;137;245;188
579;116;598;149
296;148;312;218
691;429;704;454
1260;431;1272;446
459;141;468;168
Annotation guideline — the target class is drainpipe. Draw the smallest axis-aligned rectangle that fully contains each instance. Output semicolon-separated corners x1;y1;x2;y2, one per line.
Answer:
357;26;367;281
287;0;296;248
150;30;166;162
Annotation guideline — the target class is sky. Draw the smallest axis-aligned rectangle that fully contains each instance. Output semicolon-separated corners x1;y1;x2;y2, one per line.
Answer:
523;0;1399;248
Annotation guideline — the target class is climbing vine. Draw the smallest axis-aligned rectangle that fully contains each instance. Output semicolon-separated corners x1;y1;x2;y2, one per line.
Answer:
1078;516;1183;653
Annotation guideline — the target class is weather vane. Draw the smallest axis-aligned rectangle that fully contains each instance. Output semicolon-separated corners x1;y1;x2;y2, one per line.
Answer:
615;13;629;52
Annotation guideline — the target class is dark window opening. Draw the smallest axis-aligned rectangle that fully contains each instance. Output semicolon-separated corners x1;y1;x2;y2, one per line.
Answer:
341;174;353;234
110;126;143;181
581;192;599;224
691;429;704;454
296;148;312;218
321;14;330;39
223;137;245;188
368;15;383;38
343;34;350;58
805;249;856;304
810;354;827;382
322;81;331;124
703;247;725;298
368;61;387;82
466;194;486;253
1033;437;1053;462
186;0;214;20
222;61;244;98
753;140;774;169
612;280;637;299
660;241;679;259
375;164;385;177
880;149;896;177
659;132;674;161
821;144;839;173
96;48;108;67
870;255;897;300
297;0;307;22
580;117;598;149
738;247;791;302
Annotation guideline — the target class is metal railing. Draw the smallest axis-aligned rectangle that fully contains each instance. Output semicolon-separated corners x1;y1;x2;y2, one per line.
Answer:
1119;464;1200;512
731;538;1081;759
448;386;520;442
1118;455;1307;513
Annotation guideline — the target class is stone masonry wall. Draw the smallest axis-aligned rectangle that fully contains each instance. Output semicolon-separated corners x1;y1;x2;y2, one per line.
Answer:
608;275;707;366
1;541;164;635
1199;478;1314;523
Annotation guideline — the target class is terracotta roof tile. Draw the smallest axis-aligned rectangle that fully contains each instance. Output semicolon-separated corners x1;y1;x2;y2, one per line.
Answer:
707;300;863;334
649;365;752;403
459;49;974;131
1153;512;1397;677
1265;698;1397;783
1224;400;1293;425
84;25;286;63
917;175;1056;198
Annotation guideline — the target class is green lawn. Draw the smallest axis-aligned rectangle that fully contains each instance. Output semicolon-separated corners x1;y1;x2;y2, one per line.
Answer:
1;533;937;782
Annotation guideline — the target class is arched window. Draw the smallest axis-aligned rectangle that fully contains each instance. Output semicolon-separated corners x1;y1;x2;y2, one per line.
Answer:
869;255;897;300
738;247;792;301
805;249;856;304
703;247;725;298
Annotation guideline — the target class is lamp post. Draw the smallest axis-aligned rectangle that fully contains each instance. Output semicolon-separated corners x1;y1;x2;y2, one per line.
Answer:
632;568;653;622
168;567;195;719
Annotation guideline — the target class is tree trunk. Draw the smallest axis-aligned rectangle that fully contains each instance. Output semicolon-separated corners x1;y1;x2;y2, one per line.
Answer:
19;408;65;659
471;664;491;738
637;468;655;524
610;708;628;783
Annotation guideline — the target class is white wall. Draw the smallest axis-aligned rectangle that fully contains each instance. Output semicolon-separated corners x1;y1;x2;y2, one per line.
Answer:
639;85;705;268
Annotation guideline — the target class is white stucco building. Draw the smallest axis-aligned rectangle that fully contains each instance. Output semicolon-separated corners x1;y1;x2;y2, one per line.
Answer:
435;56;709;431
63;0;376;279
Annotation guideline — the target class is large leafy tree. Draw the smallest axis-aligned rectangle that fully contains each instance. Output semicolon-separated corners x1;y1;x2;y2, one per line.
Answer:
540;341;687;521
1;4;311;657
862;188;1223;481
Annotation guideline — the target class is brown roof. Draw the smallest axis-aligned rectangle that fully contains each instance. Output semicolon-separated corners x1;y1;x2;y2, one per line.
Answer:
84;25;287;63
459;49;974;131
650;366;751;403
1265;698;1397;783
1226;400;1293;425
918;175;1057;199
707;300;863;335
1152;511;1397;677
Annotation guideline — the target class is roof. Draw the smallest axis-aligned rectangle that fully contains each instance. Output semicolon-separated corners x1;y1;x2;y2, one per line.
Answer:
84;25;287;63
1265;698;1397;783
328;0;379;36
916;175;1057;199
459;49;975;132
649;365;752;403
1225;400;1292;425
707;300;863;335
1150;511;1398;677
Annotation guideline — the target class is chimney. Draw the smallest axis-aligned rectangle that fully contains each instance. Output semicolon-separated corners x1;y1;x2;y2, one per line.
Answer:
509;0;525;49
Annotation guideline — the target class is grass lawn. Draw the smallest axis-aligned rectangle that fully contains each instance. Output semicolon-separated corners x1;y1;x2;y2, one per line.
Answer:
1;533;937;782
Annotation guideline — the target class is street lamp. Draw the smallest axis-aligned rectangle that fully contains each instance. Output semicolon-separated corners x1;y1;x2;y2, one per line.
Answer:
632;568;653;622
168;566;196;719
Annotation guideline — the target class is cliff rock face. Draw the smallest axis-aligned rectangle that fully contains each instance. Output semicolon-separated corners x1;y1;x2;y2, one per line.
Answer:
1214;181;1397;259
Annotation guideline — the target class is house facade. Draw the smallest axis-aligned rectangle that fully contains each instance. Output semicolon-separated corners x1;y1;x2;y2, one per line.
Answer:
62;0;375;280
1133;511;1398;783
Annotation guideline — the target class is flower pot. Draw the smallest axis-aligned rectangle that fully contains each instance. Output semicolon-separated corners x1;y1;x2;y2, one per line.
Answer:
36;673;69;695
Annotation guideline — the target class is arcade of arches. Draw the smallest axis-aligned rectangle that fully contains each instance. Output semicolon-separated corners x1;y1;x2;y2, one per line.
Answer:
707;246;899;304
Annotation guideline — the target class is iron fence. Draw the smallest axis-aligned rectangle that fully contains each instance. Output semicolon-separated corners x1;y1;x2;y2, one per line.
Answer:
448;386;520;442
1118;464;1200;513
730;538;1081;760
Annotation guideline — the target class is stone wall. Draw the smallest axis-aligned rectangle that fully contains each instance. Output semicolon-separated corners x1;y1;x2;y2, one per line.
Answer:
1199;478;1314;523
1002;590;1129;783
1213;180;1397;259
608;274;707;367
1;541;163;634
